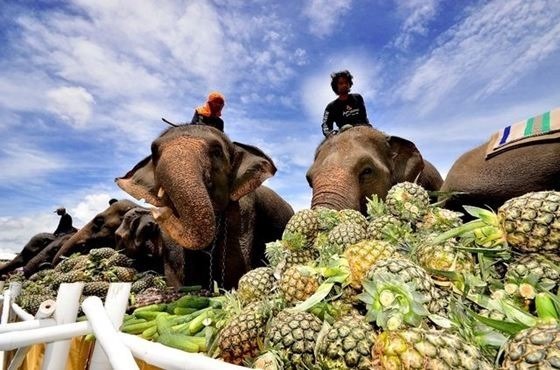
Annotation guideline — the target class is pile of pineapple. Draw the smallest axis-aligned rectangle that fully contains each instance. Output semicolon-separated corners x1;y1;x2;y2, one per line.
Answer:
14;247;169;315
212;184;560;369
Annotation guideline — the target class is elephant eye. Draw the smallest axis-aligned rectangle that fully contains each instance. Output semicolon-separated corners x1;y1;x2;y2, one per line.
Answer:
359;167;374;180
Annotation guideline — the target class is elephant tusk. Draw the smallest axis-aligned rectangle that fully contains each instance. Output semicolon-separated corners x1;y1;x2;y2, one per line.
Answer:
151;206;172;222
157;187;165;198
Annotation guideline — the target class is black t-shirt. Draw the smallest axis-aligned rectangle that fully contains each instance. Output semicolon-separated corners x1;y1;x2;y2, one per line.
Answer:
54;214;73;236
191;111;224;132
321;93;370;135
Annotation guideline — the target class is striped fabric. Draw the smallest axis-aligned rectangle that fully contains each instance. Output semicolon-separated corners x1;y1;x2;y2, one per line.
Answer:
486;108;560;159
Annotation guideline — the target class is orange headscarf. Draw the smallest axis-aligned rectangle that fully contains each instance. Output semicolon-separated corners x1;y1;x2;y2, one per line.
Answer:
195;91;225;117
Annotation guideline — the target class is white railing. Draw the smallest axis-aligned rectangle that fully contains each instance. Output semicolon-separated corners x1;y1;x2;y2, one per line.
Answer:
0;282;249;370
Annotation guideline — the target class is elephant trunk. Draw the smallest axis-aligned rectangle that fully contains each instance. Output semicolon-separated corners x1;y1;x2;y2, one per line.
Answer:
52;224;92;264
311;169;360;211
153;142;215;250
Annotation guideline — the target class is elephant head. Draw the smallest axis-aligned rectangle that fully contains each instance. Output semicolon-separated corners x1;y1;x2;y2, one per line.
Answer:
52;199;137;264
115;207;160;258
115;125;276;250
307;126;439;213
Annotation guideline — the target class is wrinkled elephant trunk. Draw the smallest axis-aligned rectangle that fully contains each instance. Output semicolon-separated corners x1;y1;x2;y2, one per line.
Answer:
311;169;360;211
52;225;91;264
153;142;216;250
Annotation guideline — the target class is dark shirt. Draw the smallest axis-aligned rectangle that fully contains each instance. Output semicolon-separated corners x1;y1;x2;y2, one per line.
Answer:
54;214;73;236
321;93;370;136
191;111;224;132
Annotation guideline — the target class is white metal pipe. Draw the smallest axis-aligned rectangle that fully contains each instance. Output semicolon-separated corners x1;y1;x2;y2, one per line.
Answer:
1;289;12;325
0;321;91;351
89;283;132;370
7;299;58;370
42;282;84;370
120;333;250;370
11;303;34;321
0;318;56;334
82;296;138;370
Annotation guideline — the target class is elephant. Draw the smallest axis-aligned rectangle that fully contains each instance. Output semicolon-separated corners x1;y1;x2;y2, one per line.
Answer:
115;124;294;289
52;199;138;264
22;233;74;277
0;232;57;277
307;126;443;213
440;140;560;212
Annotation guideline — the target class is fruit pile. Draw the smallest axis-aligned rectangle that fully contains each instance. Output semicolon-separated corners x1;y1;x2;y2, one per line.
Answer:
13;247;168;315
211;184;560;369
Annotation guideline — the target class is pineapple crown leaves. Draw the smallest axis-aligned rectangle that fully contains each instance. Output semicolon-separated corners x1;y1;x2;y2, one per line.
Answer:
365;194;387;219
265;240;287;268
358;275;429;330
281;231;309;251
251;350;285;370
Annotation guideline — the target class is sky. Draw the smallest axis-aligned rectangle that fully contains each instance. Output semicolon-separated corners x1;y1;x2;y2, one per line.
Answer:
1;0;559;253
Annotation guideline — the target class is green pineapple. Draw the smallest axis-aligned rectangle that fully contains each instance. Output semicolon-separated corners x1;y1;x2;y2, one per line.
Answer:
414;238;474;282
505;253;560;292
316;314;376;370
265;310;323;369
436;191;560;253
372;328;493;369
314;206;341;231
83;281;110;297
16;293;55;315
275;248;319;277
279;265;320;305
218;302;270;365
102;253;133;268
89;247;117;260
366;214;413;243
55;254;90;272
385;182;430;222
343;240;397;289
107;266;137;282
366;194;388;219
501;323;560;369
416;207;463;234
282;209;320;250
237;267;276;304
337;209;368;230
327;221;368;253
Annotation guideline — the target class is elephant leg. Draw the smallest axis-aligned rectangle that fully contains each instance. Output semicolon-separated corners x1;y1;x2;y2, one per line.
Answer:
161;236;185;290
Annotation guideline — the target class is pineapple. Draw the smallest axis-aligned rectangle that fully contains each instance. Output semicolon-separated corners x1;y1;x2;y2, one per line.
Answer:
414;238;475;282
385;182;430;222
316;314;376;370
314;207;340;231
343;240;397;289
366;214;412;243
55;254;90;272
279;265;320;305
218;302;270;365
337;209;368;230
89;247;117;261
83;281;110;297
282;209;320;250
275;248;319;277
372;328;494;369
505;253;560;292
103;253;133;268
16;293;55;315
237;267;276;304
107;266;136;282
436;191;560;253
327;222;368;253
416;207;463;234
265;310;323;369
366;194;388;219
502;323;560;369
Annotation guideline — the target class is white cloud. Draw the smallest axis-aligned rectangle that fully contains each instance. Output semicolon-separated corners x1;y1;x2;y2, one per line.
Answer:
303;0;352;38
0;214;59;253
0;144;66;184
392;0;439;49
47;86;95;128
395;0;560;115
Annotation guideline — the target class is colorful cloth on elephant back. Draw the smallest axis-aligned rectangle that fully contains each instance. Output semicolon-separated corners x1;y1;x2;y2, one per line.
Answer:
486;107;560;159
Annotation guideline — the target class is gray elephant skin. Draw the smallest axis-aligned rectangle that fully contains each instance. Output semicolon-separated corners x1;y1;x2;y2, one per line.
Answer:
441;140;560;212
0;233;57;277
307;126;443;213
115;125;294;289
52;200;138;264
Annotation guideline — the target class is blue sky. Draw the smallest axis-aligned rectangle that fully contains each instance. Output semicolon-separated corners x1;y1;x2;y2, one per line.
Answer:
1;0;559;253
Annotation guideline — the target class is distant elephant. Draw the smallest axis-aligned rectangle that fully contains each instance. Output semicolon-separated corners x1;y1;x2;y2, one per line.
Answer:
22;233;74;277
116;124;294;289
307;126;443;213
440;140;560;212
52;199;138;264
0;233;56;277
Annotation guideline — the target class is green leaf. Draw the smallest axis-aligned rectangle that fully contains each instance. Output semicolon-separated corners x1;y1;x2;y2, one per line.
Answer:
470;309;528;335
289;282;335;312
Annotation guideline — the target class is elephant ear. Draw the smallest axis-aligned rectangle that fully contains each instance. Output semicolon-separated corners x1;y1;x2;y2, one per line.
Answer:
387;136;425;183
115;155;163;206
230;142;277;201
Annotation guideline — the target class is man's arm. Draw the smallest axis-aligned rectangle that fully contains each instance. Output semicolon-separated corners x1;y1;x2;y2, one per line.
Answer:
357;94;369;124
321;105;335;136
190;111;202;125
